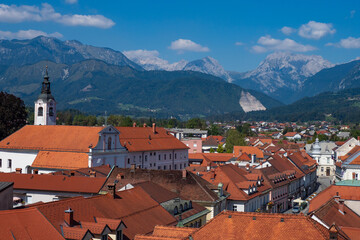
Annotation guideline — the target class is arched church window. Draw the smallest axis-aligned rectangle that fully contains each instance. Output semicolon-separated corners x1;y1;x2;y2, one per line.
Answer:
49;107;54;116
108;137;112;150
38;107;43;116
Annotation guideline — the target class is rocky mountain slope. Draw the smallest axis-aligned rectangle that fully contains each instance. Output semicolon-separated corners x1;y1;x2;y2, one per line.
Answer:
230;52;333;103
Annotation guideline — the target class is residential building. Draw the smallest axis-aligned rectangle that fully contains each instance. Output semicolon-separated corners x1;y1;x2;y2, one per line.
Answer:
182;138;202;153
102;167;229;222
283;132;302;140
201;164;271;213
334;137;359;161
168;128;208;140
0;172;107;205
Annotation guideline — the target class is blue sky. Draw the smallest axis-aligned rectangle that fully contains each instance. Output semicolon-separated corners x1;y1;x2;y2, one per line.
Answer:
0;0;359;71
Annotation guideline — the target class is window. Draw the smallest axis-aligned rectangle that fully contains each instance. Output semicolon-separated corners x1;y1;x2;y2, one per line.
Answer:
8;159;11;169
175;153;177;159
164;165;167;170
127;158;130;164
159;155;161;160
150;152;152;156
150;163;152;167
107;137;112;150
49;107;54;116
180;204;183;212
232;205;237;211
169;165;171;170
102;234;108;240
116;230;123;240
184;202;188;210
180;164;182;169
170;154;172;159
158;166;161;170
145;155;147;161
174;206;178;215
174;164;177;170
321;167;324;172
194;143;197;147
38;107;43;116
164;154;166;160
0;159;2;168
154;152;156;156
154;163;156;167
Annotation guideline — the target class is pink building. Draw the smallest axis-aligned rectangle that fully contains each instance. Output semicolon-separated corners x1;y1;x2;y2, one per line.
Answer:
182;138;203;154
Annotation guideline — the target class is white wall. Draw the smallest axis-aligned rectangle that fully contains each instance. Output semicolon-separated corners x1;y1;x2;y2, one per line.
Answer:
342;168;360;180
0;150;38;173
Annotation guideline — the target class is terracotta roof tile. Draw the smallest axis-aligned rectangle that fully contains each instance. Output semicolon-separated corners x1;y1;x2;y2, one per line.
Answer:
0;172;106;193
233;146;264;158
32;151;89;170
0;208;64;240
340;227;360;240
0;125;102;152
309;185;360;212
117;127;188;152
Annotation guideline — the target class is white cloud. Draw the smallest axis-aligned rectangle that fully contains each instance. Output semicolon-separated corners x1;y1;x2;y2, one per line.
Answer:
298;21;335;39
0;3;114;28
65;0;78;4
327;37;360;49
235;41;244;46
281;26;296;35
0;29;63;40
169;39;209;53
252;35;316;53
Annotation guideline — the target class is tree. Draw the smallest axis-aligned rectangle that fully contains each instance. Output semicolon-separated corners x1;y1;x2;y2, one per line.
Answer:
216;144;225;153
225;129;246;153
186;118;205;129
208;124;222;136
0;92;27;140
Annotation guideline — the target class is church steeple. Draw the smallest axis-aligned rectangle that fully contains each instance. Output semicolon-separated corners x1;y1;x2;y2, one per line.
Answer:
38;66;55;101
34;66;57;125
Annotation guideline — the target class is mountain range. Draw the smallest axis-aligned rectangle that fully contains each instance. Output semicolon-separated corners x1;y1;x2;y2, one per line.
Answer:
0;36;282;118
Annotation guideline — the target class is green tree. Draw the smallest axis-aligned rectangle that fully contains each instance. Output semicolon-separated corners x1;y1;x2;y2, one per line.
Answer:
208;124;222;136
186;118;205;129
225;129;246;153
217;144;225;153
209;148;215;153
0;92;27;140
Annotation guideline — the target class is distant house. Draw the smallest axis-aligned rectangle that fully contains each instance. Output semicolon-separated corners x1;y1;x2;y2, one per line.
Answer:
181;138;202;154
283;132;302;141
167;128;208;140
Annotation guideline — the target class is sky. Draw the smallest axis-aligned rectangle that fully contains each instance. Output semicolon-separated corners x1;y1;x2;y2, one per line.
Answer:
0;0;359;72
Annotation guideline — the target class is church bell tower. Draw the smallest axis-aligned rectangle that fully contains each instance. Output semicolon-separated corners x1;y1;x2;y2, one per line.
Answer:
34;67;56;125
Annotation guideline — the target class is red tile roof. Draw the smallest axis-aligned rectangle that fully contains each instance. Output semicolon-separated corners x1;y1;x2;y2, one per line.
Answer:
340;227;360;240
0;208;64;240
34;187;177;239
309;185;360;212
0;172;106;193
0;125;102;152
311;198;360;228
136;211;350;240
284;132;299;137
32;151;89;170
233;146;264;158
117;126;188;152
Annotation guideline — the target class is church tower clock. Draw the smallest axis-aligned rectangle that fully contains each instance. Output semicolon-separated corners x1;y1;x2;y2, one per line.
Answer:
34;67;56;125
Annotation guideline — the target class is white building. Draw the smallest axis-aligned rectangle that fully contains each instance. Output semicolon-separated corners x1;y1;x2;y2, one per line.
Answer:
334;137;359;161
306;138;336;178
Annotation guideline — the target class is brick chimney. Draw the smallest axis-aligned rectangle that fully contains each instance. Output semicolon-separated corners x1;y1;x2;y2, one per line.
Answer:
338;199;345;215
133;122;137;127
152;123;156;133
15;168;22;174
64;208;74;227
182;169;187;179
89;171;96;178
107;183;116;198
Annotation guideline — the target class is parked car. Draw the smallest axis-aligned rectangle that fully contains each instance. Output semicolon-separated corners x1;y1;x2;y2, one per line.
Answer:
292;205;300;214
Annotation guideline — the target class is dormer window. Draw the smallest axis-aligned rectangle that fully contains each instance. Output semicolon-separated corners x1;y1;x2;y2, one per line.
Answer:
102;234;108;240
180;204;183;212
116;230;123;240
174;206;178;215
184;202;188;210
189;201;192;209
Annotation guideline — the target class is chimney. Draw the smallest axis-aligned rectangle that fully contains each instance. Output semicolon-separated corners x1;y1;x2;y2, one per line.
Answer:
15;168;22;174
143;123;147;127
182;169;187;179
89;171;96;178
251;154;256;164
33;169;38;174
210;169;215;179
107;183;116;198
133;122;136;127
338;199;345;214
64;208;74;227
131;164;136;172
329;224;338;240
152;123;156;133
